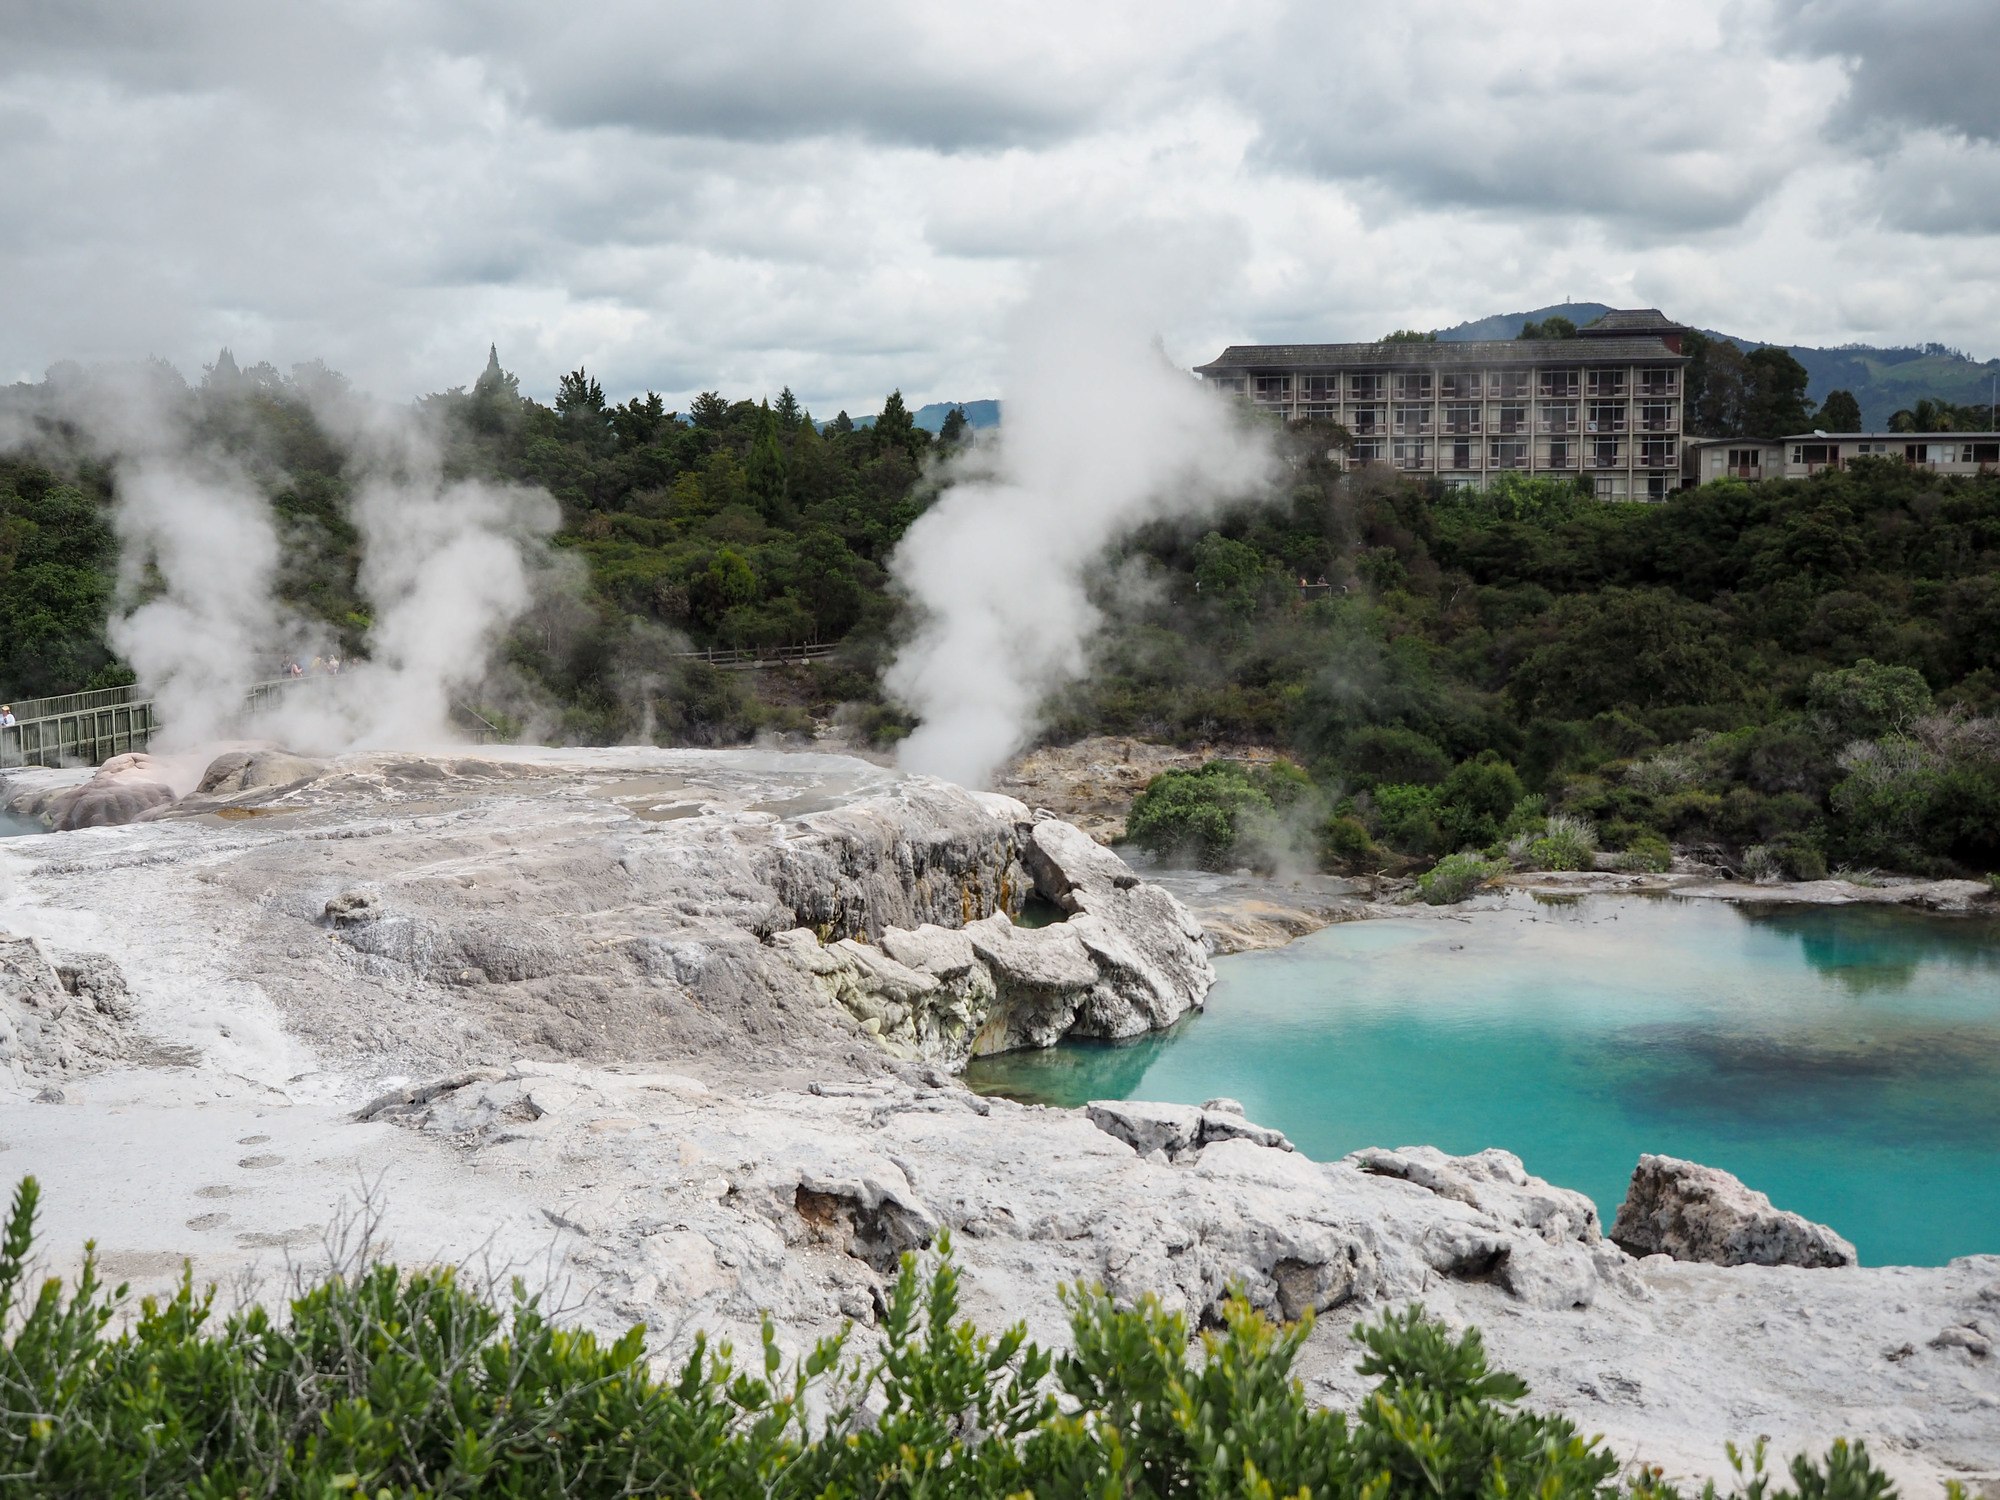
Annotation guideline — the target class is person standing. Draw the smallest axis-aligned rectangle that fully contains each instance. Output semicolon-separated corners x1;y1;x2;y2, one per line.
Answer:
0;705;16;727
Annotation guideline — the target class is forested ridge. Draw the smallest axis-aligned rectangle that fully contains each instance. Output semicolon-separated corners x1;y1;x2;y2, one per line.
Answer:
4;349;1998;878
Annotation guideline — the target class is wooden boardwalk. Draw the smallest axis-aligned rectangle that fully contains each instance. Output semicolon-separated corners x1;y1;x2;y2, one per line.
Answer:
0;645;826;769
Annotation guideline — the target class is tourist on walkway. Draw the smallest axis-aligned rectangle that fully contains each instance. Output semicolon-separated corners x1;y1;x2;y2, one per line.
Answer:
0;705;15;727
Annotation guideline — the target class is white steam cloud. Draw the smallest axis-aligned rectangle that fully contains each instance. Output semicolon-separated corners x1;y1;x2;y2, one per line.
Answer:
885;236;1277;788
108;458;283;745
10;363;560;755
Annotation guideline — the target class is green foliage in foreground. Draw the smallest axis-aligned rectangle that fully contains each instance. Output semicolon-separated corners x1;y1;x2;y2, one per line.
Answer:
0;1177;1939;1500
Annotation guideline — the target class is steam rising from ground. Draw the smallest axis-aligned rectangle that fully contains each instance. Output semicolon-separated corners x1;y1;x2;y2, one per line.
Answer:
109;459;283;745
886;240;1277;788
10;365;559;754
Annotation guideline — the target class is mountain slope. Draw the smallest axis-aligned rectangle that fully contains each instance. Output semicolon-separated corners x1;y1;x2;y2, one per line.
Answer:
1436;303;1999;430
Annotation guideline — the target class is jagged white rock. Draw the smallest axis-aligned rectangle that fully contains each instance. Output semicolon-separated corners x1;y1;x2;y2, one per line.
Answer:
1611;1154;1860;1269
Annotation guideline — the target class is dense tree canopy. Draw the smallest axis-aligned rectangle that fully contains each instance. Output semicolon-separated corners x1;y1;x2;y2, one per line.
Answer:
4;348;1997;877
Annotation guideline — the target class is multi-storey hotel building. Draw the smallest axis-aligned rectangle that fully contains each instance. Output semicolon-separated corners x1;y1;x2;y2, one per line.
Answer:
1194;308;1690;500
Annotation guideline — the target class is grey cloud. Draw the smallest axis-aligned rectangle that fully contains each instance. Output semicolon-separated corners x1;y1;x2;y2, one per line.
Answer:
1774;0;2000;145
1217;2;1819;233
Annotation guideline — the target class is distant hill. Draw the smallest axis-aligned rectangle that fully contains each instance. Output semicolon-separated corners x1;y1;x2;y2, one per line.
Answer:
837;399;1003;433
1435;303;2000;430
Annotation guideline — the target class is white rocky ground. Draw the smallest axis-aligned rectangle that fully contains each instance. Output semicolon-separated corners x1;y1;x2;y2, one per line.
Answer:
1;746;1995;1492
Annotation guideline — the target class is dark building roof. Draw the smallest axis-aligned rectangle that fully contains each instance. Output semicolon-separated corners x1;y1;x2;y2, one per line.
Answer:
1194;336;1686;373
1578;308;1689;337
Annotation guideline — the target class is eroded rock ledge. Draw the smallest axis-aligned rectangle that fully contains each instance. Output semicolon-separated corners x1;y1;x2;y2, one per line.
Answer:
1;747;1208;1076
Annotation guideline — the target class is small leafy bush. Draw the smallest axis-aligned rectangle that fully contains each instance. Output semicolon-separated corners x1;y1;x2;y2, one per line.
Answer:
1520;813;1598;871
1319;812;1379;869
1418;852;1503;905
0;1177;1937;1500
1610;832;1674;873
1126;758;1319;871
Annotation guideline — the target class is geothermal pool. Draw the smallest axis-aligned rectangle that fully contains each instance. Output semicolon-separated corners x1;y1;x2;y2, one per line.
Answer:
0;811;40;838
967;892;2000;1266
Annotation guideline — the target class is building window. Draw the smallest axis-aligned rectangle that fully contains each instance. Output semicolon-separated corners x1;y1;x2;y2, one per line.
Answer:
1586;401;1626;433
1393;440;1429;469
1350;440;1383;464
1439;373;1482;400
1969;443;2000;464
1492;372;1530;400
1393;404;1432;434
1538;370;1580;399
1489;440;1527;469
1637;400;1676;432
1301;375;1338;401
1210;377;1245;395
1640;438;1675;468
1591;439;1622;468
1539;402;1577;433
1726;448;1762;471
1495;403;1527;435
1451;440;1473;470
1586;369;1627;398
1441;403;1480;434
1350;405;1383;434
1393;373;1433;400
1638;368;1679;396
1646;474;1672;500
1253;375;1291;402
1593;475;1624;499
1348;374;1385;401
1300;404;1337;420
1796;443;1838;467
1545;440;1573;469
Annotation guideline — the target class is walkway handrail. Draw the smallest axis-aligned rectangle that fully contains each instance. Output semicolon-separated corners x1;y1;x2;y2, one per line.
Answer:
670;644;838;667
0;683;142;723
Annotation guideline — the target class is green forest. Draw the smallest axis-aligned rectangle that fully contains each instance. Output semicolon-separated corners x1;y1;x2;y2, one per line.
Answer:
4;348;1998;881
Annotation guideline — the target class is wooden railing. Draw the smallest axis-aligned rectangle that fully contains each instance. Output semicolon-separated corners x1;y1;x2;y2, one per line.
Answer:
669;644;839;669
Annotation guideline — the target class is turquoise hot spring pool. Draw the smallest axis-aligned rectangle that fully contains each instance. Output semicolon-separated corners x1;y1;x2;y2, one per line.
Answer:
965;892;2000;1267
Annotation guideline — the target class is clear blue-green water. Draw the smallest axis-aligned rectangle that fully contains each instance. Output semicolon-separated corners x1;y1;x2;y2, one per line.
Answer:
0;811;39;838
965;894;2000;1267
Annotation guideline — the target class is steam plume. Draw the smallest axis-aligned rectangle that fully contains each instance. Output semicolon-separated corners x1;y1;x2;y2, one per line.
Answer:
885;238;1277;788
108;457;284;745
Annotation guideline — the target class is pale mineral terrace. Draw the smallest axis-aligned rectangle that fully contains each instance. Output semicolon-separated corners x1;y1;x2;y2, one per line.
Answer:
0;746;1994;1490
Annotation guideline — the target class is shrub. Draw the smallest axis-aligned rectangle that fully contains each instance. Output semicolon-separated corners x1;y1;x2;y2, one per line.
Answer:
1125;759;1319;872
0;1179;1929;1500
1742;844;1782;883
1418;852;1503;905
1808;658;1934;739
1610;832;1673;873
1340;725;1451;789
1370;782;1445;856
1436;755;1527;850
1523;814;1599;872
1319;813;1379;869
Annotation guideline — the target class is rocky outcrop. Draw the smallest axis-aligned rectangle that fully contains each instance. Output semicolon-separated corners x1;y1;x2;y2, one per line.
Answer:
1610;1154;1859;1268
776;810;1214;1068
42;754;177;830
0;935;134;1085
1086;1097;1294;1161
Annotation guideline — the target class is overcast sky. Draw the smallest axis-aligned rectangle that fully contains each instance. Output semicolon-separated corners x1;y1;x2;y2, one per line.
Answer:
3;0;1997;413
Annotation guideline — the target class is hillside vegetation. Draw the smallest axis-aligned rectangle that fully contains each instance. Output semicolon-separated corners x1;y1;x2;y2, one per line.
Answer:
4;353;1998;881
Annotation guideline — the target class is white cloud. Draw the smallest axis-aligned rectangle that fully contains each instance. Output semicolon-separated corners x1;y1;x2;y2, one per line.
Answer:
1;0;1996;409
